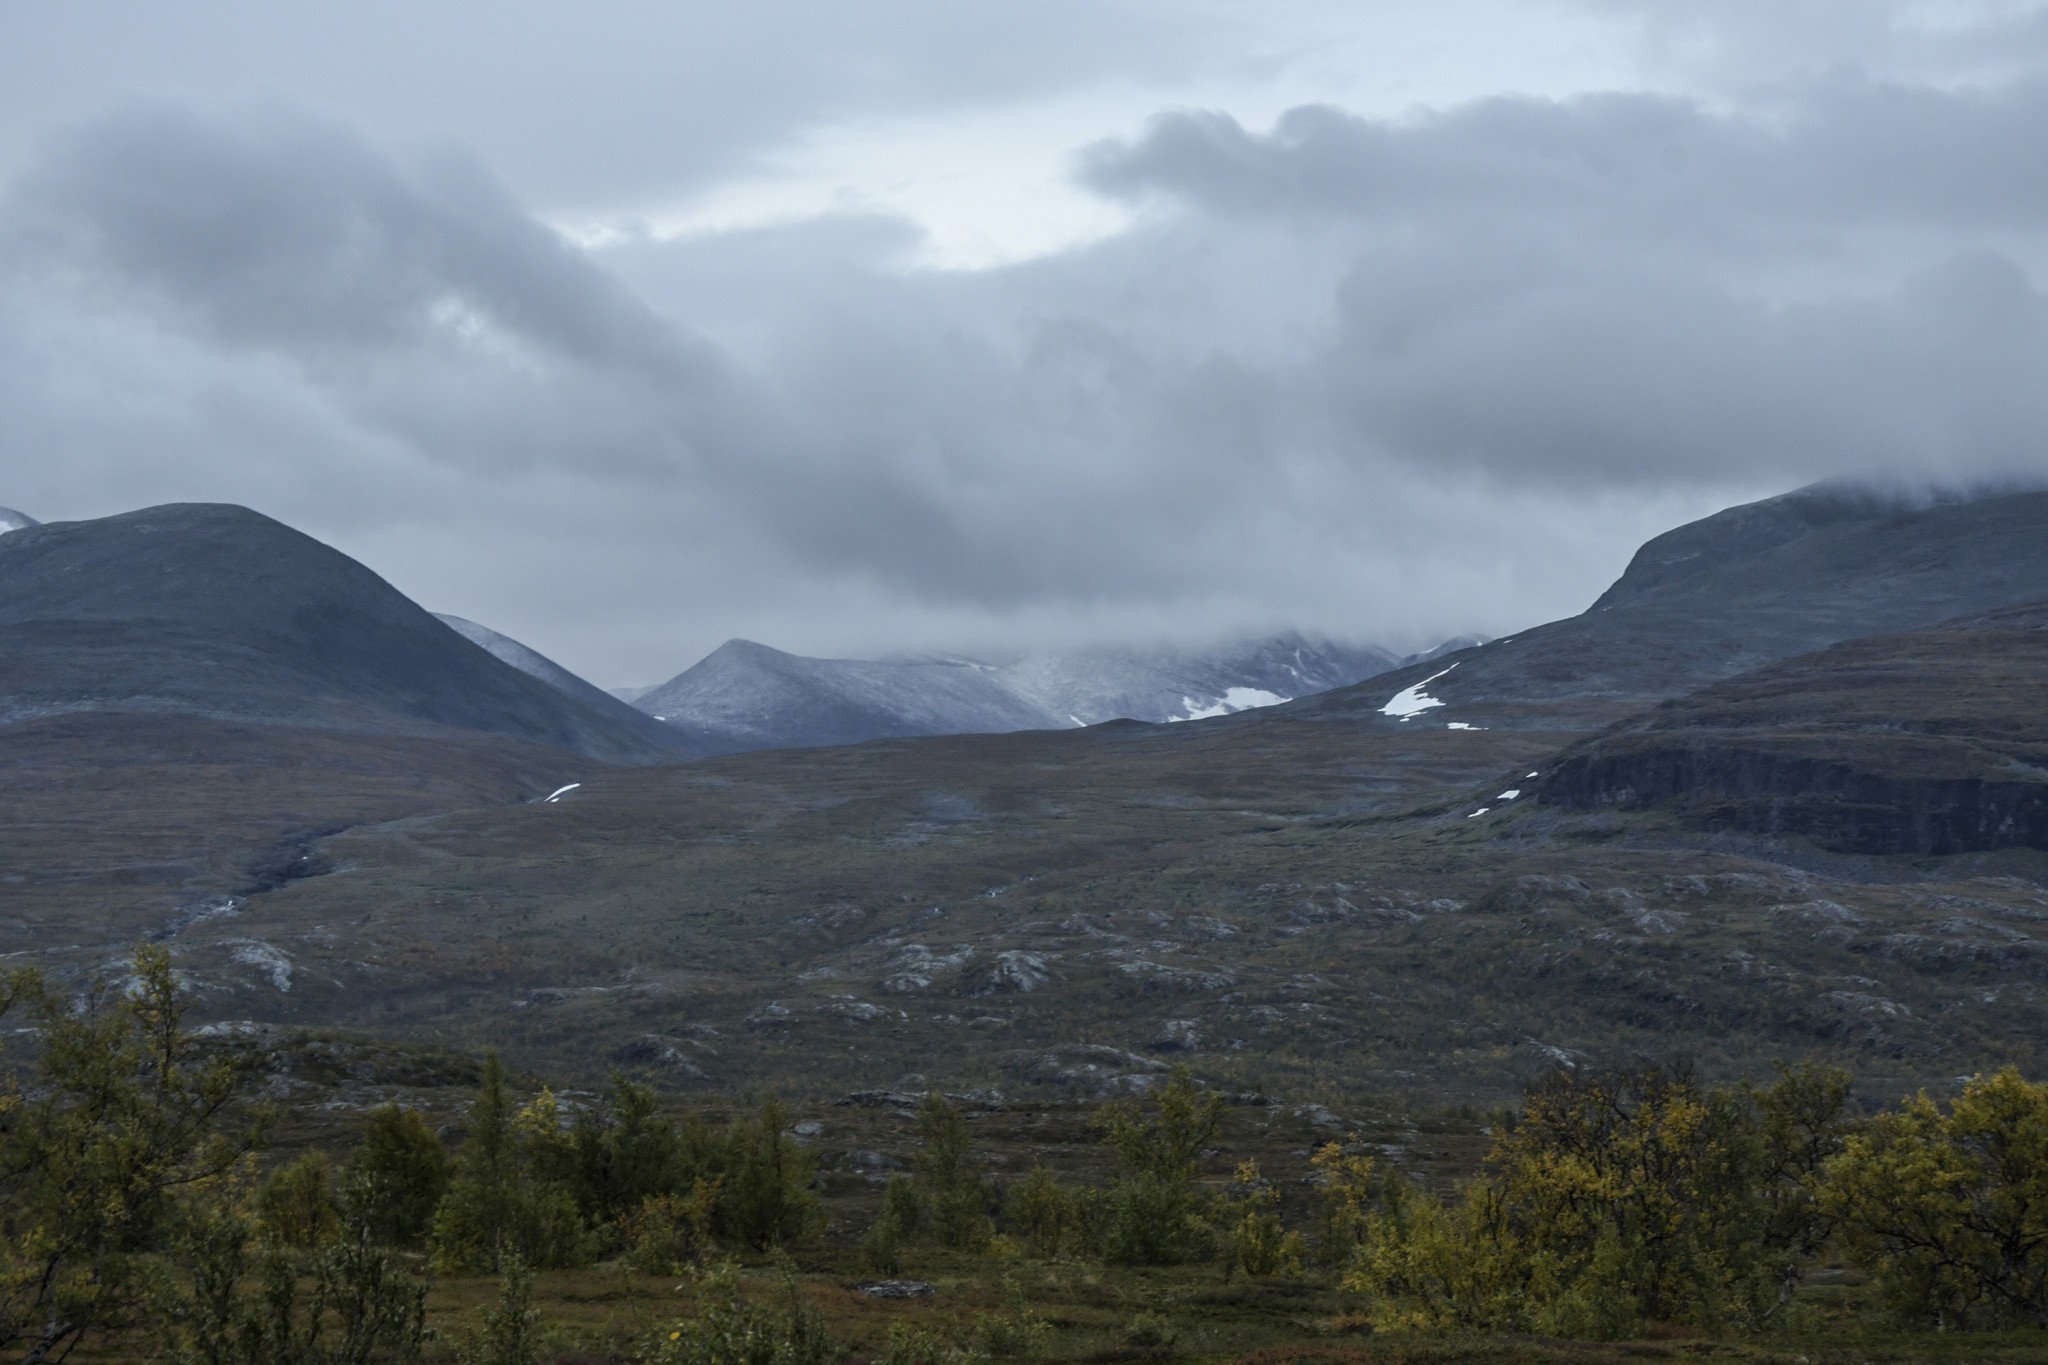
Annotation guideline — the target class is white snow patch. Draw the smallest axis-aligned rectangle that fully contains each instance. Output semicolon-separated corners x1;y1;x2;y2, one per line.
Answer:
1525;771;1539;779
1445;721;1487;731
1380;665;1456;721
1467;807;1490;819
1169;687;1289;722
1497;789;1521;801
542;783;582;803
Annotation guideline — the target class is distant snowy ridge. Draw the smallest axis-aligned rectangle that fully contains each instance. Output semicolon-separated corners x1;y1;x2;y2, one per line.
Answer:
627;631;1467;756
0;507;38;536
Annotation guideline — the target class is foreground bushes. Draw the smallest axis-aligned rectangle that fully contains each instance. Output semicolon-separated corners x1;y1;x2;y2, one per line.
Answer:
1826;1067;2048;1330
7;946;2048;1358
1346;1061;1851;1336
1344;1061;2048;1337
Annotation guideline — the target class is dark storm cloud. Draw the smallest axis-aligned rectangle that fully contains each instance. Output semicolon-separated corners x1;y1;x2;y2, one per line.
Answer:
1079;80;2048;488
9;58;2048;681
0;101;1239;625
1082;79;2048;230
0;1;1214;208
12;100;696;376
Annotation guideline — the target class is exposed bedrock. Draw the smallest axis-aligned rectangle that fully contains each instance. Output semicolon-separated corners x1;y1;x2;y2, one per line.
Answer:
1538;737;2048;855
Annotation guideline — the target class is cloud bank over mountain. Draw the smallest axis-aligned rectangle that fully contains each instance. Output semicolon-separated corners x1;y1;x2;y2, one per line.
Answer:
3;2;2047;684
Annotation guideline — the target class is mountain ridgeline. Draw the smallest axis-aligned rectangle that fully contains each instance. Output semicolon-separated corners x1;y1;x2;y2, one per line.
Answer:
0;504;697;764
1301;484;2048;733
628;634;1406;756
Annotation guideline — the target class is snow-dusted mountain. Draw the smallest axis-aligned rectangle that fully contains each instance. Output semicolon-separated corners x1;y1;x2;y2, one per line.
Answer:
433;613;630;716
632;640;1055;754
1000;635;1403;726
627;632;1420;755
0;507;38;535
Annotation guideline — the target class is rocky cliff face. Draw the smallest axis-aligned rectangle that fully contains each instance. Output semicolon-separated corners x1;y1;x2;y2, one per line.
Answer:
1535;601;2048;854
1540;737;2048;855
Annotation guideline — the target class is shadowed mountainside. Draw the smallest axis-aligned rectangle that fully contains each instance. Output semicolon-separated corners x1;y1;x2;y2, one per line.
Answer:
0;503;701;764
1535;601;2048;855
1302;485;2048;731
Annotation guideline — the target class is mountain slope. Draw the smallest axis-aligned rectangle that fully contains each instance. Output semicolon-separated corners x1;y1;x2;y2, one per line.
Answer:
433;613;634;716
0;506;37;535
1534;600;2048;855
1305;485;2048;732
0;504;699;764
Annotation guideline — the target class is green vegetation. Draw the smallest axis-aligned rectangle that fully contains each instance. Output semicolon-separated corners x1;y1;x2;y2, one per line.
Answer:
6;948;2048;1362
0;945;264;1362
1346;1061;1851;1336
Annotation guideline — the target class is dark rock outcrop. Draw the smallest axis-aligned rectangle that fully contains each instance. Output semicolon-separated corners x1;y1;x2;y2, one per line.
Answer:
1535;601;2048;854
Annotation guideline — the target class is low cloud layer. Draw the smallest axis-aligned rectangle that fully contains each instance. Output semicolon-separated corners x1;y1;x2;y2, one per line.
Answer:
5;5;2048;684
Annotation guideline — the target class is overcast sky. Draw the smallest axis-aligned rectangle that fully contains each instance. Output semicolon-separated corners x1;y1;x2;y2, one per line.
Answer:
6;2;2048;685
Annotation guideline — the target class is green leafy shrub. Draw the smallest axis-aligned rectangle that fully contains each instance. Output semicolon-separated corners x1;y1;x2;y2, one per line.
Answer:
972;1277;1054;1359
712;1097;821;1252
641;1260;835;1365
1344;1060;1853;1338
876;1321;986;1365
349;1105;449;1249
429;1054;590;1273
256;1149;343;1249
1099;1066;1223;1266
1120;1310;1176;1351
1825;1066;2048;1330
457;1248;541;1365
1227;1160;1303;1278
914;1093;995;1252
162;1175;431;1365
1003;1167;1081;1261
624;1181;721;1276
571;1073;692;1238
1307;1144;1375;1267
0;945;264;1362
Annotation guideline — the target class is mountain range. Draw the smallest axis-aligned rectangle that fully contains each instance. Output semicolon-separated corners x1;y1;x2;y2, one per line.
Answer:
0;502;1447;760
11;482;2048;1105
623;634;1411;756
